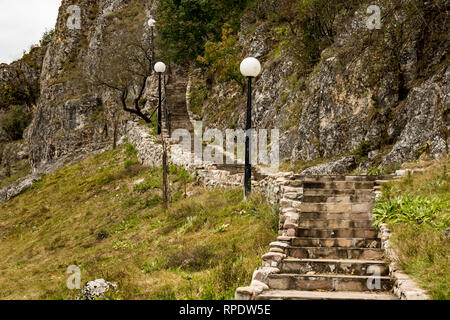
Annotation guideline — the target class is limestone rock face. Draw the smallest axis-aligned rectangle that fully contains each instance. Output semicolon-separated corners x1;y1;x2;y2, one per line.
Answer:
3;0;448;175
195;1;449;170
301;156;357;175
27;0;159;174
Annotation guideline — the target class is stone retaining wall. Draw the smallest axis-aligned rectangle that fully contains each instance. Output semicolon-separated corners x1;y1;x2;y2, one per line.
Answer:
126;122;163;167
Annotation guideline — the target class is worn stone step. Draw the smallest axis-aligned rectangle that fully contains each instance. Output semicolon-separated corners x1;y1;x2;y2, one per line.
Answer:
298;219;374;229
296;228;378;238
299;212;372;220
267;273;393;292
302;194;374;203
291;237;381;248
292;175;394;182
256;290;397;300
287;246;384;260
303;189;374;196
299;202;374;213
280;258;389;276
303;181;375;190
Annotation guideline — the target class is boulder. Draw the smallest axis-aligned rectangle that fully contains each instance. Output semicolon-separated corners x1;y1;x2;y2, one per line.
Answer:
77;279;117;300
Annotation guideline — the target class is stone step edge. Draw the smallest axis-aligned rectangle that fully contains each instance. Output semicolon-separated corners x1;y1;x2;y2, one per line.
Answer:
292;237;380;241
286;246;383;251
270;273;392;280
254;290;398;300
282;258;387;264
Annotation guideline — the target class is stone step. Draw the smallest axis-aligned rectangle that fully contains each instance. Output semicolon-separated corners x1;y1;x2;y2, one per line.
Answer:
298;212;372;220
298;219;374;229
291;237;381;248
267;273;393;292
287;246;384;260
292;175;395;182
297;228;378;238
280;258;389;275
303;189;374;196
299;202;374;213
303;181;375;190
256;290;397;300
302;194;374;203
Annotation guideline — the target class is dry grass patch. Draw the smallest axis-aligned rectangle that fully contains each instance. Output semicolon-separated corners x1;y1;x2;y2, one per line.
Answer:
0;144;277;300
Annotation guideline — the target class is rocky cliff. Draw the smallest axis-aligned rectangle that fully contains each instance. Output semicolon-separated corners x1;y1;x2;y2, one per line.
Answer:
190;0;449;172
26;0;159;174
1;0;449;177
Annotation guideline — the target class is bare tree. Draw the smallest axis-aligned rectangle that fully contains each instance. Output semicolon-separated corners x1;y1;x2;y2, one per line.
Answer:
92;28;156;124
92;26;170;208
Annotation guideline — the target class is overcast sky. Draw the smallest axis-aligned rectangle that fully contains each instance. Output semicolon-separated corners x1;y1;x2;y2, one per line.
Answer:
0;0;61;64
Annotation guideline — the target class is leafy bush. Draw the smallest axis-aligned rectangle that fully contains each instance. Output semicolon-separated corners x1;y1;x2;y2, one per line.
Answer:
39;29;55;47
0;86;23;109
197;24;244;87
0;105;32;141
156;0;249;64
372;195;449;229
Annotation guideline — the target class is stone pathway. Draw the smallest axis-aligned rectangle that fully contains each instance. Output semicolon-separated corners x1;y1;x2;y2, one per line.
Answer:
137;76;426;300
237;175;400;300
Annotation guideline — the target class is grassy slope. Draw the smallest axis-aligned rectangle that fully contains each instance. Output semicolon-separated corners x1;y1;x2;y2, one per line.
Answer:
375;156;450;300
0;145;277;300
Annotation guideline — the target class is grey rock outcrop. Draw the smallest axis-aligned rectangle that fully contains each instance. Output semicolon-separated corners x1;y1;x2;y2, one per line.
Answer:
77;279;117;300
301;156;357;175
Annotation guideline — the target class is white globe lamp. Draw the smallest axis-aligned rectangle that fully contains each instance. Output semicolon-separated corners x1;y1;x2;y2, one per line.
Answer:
240;57;261;78
154;62;166;73
148;18;156;28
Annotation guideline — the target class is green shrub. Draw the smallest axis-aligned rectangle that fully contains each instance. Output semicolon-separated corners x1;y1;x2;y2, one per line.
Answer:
197;24;244;87
39;29;55;47
373;195;449;229
156;0;250;64
0;105;32;141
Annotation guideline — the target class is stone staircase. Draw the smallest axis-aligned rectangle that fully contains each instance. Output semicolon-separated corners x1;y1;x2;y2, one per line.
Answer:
238;175;399;300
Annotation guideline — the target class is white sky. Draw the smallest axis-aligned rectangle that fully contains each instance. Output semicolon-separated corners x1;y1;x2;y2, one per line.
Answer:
0;0;61;64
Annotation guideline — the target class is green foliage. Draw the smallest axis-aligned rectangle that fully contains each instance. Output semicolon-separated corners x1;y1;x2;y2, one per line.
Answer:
39;29;55;47
197;24;245;87
124;144;138;157
0;105;32;141
373;195;449;229
272;0;358;71
156;0;249;64
389;223;450;300
200;253;257;300
373;158;450;299
0;85;24;109
189;79;208;119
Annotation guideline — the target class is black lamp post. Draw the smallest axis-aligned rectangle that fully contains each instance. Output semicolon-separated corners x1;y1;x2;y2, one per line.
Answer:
240;57;262;200
154;62;166;135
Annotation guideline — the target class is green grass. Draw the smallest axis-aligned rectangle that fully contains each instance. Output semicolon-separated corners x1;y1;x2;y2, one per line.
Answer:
0;144;277;300
373;156;450;300
0;158;30;189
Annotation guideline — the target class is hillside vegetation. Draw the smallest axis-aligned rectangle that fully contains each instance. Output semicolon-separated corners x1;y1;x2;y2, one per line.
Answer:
0;144;277;300
373;156;450;299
